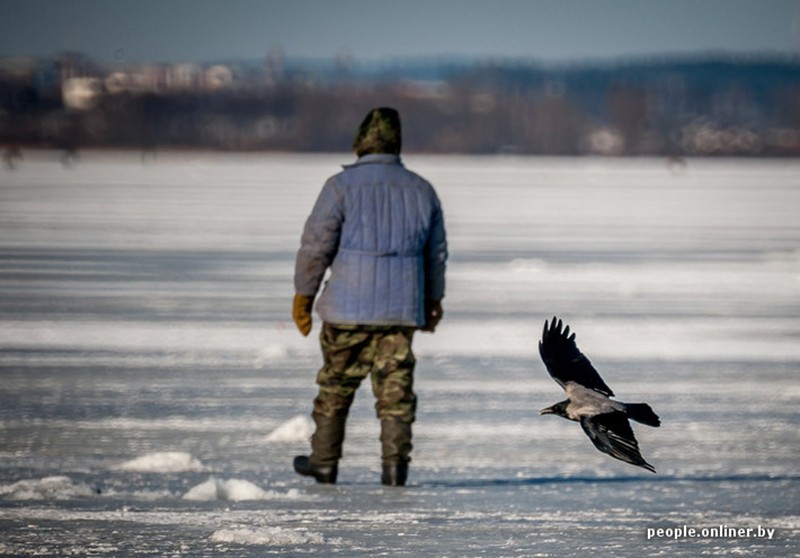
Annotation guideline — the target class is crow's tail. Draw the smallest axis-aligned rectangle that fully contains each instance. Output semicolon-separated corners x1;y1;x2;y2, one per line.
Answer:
625;403;661;427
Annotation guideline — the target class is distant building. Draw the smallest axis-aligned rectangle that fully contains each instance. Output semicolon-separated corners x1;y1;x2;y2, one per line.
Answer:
264;47;285;87
168;63;202;91
62;77;103;110
204;65;233;90
0;56;37;83
104;71;130;95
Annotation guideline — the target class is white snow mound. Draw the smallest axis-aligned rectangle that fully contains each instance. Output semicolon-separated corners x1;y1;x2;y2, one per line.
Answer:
265;415;313;443
113;451;207;473
0;476;97;500
183;477;301;502
210;526;324;545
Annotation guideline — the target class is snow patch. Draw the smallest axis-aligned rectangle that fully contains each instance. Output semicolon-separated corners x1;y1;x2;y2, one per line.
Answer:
182;477;302;501
254;343;290;365
210;526;325;545
113;451;207;473
0;476;97;500
265;415;313;443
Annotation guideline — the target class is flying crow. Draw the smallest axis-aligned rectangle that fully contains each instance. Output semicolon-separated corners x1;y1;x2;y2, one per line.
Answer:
538;317;660;473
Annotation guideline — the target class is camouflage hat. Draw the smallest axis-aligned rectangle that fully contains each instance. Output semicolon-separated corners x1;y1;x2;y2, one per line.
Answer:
352;107;402;156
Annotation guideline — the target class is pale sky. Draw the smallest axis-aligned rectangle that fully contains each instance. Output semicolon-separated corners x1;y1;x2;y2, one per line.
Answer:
1;0;799;64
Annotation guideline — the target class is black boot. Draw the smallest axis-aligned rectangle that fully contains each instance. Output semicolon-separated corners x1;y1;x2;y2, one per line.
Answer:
381;461;408;487
380;418;412;486
294;413;346;484
293;455;338;484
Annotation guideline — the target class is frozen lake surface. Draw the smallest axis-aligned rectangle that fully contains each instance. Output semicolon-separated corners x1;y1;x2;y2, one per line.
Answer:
0;151;798;556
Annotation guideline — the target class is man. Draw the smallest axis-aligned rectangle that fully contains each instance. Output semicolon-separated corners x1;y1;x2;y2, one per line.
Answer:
292;107;447;487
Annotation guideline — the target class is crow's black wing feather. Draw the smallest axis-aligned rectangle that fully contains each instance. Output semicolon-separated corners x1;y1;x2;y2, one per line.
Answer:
579;412;656;473
538;317;614;396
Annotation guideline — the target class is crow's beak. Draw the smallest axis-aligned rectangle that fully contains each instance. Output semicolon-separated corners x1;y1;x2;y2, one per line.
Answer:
539;407;553;415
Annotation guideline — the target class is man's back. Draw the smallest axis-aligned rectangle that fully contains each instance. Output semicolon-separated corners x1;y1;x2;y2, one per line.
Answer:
298;153;446;326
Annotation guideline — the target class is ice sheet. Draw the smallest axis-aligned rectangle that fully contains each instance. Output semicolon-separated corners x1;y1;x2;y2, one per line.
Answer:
0;151;797;556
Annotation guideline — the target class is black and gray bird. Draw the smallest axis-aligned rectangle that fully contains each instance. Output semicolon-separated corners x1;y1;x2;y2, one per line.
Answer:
538;317;661;473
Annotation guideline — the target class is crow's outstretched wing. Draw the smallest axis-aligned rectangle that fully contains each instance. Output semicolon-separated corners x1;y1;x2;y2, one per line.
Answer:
538;317;614;396
579;412;656;473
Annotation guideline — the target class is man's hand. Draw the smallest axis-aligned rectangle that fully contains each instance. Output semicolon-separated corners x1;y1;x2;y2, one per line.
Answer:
292;293;314;336
422;300;443;332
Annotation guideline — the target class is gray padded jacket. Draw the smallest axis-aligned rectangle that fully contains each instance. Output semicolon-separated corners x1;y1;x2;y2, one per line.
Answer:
294;153;447;327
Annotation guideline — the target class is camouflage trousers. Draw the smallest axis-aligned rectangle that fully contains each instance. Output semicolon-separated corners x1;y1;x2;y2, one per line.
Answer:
314;323;417;422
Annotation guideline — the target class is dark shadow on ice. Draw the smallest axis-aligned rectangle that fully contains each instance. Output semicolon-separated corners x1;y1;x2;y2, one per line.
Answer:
417;473;800;489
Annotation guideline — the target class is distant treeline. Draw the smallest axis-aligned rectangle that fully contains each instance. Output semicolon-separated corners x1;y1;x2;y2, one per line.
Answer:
2;54;800;156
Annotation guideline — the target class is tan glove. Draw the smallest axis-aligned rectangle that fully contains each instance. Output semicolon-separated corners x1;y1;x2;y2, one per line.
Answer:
292;293;314;336
422;300;443;332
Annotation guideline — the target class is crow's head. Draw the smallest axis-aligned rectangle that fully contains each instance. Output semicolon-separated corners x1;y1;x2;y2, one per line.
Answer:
540;400;570;418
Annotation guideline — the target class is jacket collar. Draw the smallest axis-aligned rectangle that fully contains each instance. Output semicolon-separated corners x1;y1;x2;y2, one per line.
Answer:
343;153;403;169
